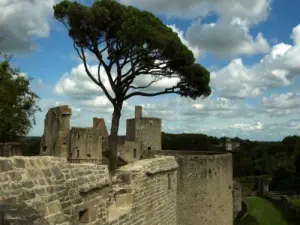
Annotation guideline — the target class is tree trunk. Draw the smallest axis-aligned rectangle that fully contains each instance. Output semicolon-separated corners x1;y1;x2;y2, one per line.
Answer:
108;105;122;175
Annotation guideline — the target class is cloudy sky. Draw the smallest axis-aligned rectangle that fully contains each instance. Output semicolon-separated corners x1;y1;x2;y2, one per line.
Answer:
1;0;300;141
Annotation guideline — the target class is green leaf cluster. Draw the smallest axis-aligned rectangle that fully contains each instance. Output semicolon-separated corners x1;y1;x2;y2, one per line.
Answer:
0;58;40;142
54;0;211;100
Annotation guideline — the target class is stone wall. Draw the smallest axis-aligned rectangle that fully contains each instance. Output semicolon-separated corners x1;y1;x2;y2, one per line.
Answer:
233;180;242;219
0;155;178;225
135;118;162;152
93;117;109;151
125;106;162;155
40;106;71;158
118;141;140;163
110;157;178;225
126;119;136;142
69;127;102;161
142;150;233;225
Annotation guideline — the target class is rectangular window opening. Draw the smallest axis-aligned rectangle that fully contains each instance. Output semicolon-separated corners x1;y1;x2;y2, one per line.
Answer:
78;209;89;223
168;173;171;190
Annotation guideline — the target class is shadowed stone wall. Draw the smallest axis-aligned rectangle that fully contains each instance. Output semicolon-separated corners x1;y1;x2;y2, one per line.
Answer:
233;180;242;219
40;106;71;158
0;156;177;225
93;117;109;151
143;150;233;225
0;142;22;157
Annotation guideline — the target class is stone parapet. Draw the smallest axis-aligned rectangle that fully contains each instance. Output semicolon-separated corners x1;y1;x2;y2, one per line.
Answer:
0;155;178;225
118;156;178;175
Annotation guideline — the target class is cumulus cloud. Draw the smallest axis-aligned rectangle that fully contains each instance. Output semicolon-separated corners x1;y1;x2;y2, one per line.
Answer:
211;24;300;99
262;92;300;116
133;74;180;92
120;0;271;58
54;60;185;100
54;63;114;98
168;24;203;58
186;19;270;57
0;0;56;53
181;96;258;118
230;121;264;131
120;0;271;22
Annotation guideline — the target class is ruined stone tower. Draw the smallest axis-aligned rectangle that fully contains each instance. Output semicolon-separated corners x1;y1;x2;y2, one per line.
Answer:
40;106;104;164
40;105;71;158
126;106;162;152
69;127;102;163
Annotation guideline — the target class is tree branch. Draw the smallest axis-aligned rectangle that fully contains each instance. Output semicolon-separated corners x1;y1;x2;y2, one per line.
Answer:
92;42;116;93
73;44;114;103
128;76;164;90
124;86;180;100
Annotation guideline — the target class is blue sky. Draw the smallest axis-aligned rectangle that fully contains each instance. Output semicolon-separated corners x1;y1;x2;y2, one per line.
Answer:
1;0;300;141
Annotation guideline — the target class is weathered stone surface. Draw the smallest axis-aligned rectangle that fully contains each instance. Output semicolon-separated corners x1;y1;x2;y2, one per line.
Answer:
233;180;242;219
0;203;49;225
13;158;25;168
0;159;13;171
143;150;233;225
118;156;178;175
0;156;178;225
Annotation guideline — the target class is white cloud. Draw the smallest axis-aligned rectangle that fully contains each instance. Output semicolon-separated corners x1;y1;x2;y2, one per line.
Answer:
262;92;300;116
0;0;56;53
230;121;264;131
55;60;184;100
133;74;180;92
168;24;203;58
119;0;271;22
181;96;258;118
211;24;300;99
120;0;271;58
54;63;114;98
83;96;112;108
186;19;270;57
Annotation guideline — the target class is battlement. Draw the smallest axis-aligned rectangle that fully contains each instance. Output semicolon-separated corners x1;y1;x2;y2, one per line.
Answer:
0;156;178;225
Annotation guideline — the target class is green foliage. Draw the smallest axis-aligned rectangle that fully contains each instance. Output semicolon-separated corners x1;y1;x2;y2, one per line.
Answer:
53;0;211;173
234;138;300;178
0;58;40;142
162;132;227;151
234;214;259;225
19;136;41;156
53;0;211;102
246;197;288;225
290;199;300;209
162;132;211;151
269;167;300;194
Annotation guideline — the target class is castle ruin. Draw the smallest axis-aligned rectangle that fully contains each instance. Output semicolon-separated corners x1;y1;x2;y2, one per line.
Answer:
40;105;161;165
0;105;240;225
